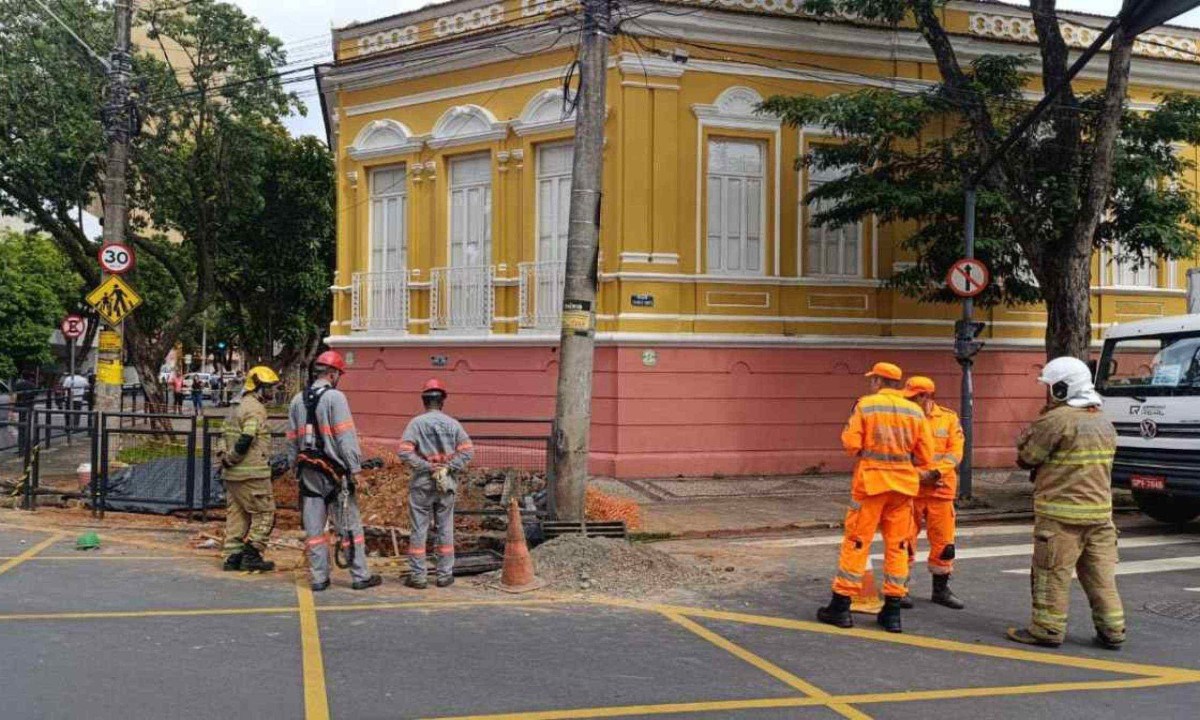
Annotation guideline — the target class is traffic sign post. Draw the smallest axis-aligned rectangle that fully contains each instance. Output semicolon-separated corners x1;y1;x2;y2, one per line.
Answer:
61;315;87;402
97;243;135;274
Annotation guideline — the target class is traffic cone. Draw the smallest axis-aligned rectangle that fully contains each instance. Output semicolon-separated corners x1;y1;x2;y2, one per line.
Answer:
493;498;544;594
850;555;884;615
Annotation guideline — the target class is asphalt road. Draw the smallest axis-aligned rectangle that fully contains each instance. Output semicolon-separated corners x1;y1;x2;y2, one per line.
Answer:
0;514;1197;720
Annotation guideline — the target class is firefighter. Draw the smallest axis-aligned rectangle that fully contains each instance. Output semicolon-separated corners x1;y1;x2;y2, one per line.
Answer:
1007;356;1125;650
286;351;381;592
818;362;934;633
901;376;965;610
220;366;279;572
398;379;474;589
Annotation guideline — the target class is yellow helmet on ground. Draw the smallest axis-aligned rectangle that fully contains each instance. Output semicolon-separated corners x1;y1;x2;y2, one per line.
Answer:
244;366;280;392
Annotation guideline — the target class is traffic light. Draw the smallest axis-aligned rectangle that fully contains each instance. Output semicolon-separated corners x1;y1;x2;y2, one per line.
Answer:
216;341;226;350
954;320;986;363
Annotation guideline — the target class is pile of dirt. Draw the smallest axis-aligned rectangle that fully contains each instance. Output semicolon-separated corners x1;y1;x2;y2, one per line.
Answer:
530;535;714;595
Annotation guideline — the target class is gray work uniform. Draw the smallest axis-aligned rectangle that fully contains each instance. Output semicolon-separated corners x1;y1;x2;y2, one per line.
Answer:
398;410;473;580
286;380;372;585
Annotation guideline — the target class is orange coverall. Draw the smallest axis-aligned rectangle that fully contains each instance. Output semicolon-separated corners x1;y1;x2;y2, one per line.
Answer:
834;388;935;598
910;403;965;576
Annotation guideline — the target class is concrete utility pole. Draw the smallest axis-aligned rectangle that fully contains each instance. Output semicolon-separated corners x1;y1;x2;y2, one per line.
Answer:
552;0;610;520
96;0;134;414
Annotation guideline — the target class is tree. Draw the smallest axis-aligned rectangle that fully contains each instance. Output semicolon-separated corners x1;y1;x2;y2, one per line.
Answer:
0;0;307;403
762;0;1200;359
0;232;84;378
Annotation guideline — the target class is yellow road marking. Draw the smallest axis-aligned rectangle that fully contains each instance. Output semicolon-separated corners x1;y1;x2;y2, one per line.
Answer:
613;600;1200;681
0;533;66;577
424;675;1200;720
0;607;298;622
296;576;331;720
318;598;572;613
661;611;871;720
423;696;823;720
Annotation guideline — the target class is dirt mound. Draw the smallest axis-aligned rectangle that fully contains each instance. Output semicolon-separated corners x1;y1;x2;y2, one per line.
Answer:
530;535;714;595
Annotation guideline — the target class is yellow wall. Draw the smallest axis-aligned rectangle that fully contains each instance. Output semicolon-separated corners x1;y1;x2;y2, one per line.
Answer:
326;2;1200;341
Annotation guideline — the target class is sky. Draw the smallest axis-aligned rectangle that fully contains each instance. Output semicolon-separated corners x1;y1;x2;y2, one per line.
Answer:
227;0;1200;141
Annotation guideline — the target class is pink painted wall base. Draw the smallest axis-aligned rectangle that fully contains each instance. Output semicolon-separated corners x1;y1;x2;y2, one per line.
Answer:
338;343;1045;478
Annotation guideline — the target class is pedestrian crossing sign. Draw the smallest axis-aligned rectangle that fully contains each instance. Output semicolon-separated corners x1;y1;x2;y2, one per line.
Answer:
86;275;142;326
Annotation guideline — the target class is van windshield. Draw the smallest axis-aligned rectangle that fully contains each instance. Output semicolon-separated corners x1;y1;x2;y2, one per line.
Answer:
1097;334;1200;397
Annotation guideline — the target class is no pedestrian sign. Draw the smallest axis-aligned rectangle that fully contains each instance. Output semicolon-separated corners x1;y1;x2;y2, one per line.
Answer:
947;258;990;298
86;275;142;326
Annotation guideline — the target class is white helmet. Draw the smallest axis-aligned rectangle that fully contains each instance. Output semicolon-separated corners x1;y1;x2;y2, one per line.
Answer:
1038;356;1102;408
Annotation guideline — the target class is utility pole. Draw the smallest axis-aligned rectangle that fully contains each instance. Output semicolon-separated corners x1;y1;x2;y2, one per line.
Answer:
552;0;611;520
95;0;135;415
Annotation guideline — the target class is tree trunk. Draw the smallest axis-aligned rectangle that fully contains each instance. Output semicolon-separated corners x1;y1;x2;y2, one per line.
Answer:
1043;250;1093;361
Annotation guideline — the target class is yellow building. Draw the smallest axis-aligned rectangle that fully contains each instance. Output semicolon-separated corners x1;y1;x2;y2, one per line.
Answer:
316;0;1200;478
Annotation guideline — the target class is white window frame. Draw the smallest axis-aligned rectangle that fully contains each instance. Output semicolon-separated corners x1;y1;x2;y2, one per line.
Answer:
803;157;863;279
535;142;573;264
1103;248;1169;290
369;165;407;274
447;154;493;269
704;137;767;276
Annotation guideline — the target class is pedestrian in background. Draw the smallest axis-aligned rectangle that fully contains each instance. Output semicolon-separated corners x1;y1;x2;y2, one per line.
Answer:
398;379;474;589
171;372;185;413
818;362;934;633
1007;357;1125;650
190;375;204;416
13;371;38;457
902;376;965;610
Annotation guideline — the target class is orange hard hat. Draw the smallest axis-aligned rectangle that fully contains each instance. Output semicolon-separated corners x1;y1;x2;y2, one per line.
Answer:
904;375;936;398
865;362;903;381
422;378;447;396
315;350;346;372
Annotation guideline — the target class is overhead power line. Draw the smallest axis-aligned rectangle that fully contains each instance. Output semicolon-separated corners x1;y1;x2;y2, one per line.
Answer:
29;0;110;71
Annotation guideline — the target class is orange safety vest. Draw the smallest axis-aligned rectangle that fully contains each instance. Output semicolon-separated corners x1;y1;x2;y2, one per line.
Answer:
917;403;965;500
841;388;935;497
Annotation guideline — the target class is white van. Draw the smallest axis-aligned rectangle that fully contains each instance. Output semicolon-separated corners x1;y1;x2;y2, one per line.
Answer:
1095;314;1200;524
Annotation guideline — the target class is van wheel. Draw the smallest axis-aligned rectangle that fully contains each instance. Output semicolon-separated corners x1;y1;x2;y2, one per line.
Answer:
1132;491;1200;525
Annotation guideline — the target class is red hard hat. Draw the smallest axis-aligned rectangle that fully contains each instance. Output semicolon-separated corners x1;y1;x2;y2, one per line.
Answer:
315;350;346;372
422;378;447;395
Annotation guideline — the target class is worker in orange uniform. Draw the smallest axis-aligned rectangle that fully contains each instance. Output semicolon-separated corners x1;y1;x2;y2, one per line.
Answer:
901;376;966;610
818;362;935;633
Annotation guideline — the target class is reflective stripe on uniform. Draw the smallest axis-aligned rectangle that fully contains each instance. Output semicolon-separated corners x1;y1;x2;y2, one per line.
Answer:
1035;500;1112;522
860;450;913;463
933;452;960;464
836;569;862;583
305;536;327;547
859;404;926;421
408;547;427;556
437;545;455;554
1033;606;1069;629
883;573;909;588
1044;448;1115;466
933;429;950;438
321;419;355;436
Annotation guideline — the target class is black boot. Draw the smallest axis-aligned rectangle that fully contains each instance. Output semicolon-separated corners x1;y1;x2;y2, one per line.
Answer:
899;595;914;609
222;553;243;571
931;575;964;609
817;592;853;628
877;596;903;633
239;546;275;572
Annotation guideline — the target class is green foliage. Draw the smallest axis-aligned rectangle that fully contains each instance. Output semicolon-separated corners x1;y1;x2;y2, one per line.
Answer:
762;1;1200;317
0;232;84;377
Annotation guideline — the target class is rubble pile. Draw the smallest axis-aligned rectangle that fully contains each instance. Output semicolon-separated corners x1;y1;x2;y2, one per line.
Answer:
530;535;714;595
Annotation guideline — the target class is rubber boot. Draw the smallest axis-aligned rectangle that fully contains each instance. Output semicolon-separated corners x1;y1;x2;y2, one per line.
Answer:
899;595;914;609
931;574;965;609
877;596;903;633
222;552;243;571
239;545;275;572
817;592;853;628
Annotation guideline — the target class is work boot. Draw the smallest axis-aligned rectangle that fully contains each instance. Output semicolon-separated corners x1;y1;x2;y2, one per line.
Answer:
403;574;428;590
816;592;853;628
1093;631;1124;651
436;575;455;588
311;579;330;592
1006;627;1061;648
899;595;914;609
931;575;965;609
222;553;243;572
351;574;382;591
238;546;275;573
877;596;903;633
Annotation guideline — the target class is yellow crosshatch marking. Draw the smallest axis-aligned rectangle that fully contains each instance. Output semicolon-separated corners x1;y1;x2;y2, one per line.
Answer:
1;527;1198;719
86;275;142;326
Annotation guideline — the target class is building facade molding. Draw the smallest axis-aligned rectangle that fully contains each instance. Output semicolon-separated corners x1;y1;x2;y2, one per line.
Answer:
511;87;577;136
428;104;508;149
347;119;425;160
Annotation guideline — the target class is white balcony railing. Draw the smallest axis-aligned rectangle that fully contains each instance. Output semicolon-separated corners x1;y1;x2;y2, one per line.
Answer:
430;265;494;332
518;260;566;332
351;270;408;333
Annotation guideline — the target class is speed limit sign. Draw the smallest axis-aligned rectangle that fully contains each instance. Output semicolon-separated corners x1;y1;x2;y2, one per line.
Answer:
61;314;87;340
98;243;135;274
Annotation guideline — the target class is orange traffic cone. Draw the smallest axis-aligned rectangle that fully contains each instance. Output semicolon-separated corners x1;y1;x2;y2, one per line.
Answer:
850;555;884;615
493;498;544;593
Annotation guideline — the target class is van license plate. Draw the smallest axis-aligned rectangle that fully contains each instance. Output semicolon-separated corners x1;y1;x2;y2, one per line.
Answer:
1130;475;1166;491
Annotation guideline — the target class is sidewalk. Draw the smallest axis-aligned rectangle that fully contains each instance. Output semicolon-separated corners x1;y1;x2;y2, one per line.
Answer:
591;471;1134;538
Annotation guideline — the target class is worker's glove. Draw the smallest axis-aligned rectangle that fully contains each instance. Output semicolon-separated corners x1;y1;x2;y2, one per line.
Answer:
918;469;943;488
269;454;291;478
432;466;456;495
361;457;384;470
221;451;243;469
